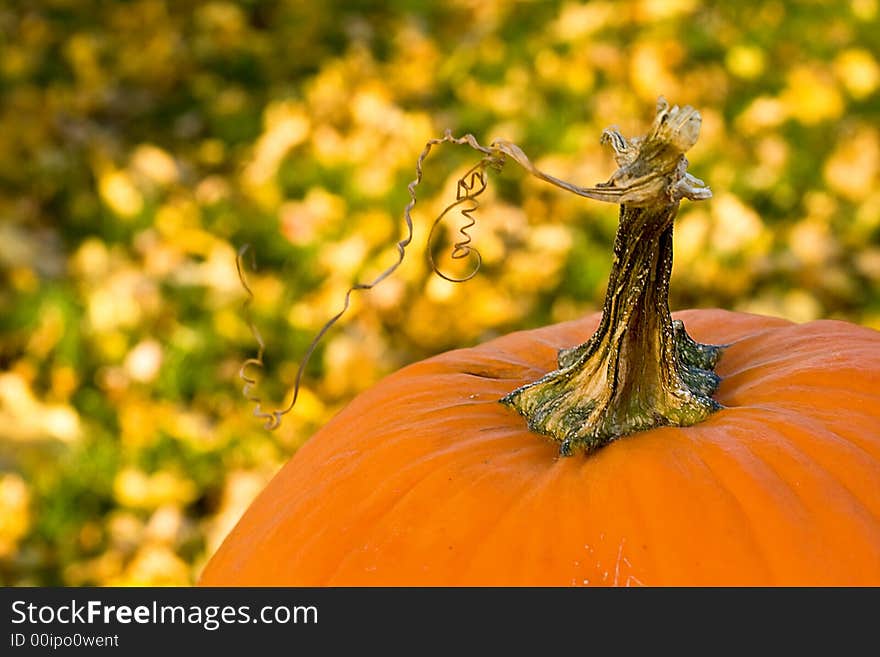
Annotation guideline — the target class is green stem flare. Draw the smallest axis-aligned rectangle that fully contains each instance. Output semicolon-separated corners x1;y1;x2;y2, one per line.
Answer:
501;98;724;455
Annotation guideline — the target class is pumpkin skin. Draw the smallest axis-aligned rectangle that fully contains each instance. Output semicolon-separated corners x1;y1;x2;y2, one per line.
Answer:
200;309;880;586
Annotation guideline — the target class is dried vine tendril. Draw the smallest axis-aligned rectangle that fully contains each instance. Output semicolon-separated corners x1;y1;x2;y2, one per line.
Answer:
427;155;503;282
238;128;638;429
237;131;494;428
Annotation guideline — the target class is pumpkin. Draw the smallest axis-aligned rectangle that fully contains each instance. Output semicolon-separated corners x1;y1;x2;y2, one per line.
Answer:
200;100;880;586
199;308;880;586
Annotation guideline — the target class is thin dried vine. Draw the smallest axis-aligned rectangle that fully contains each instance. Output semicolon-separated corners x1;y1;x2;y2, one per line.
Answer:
427;156;499;282
237;130;496;428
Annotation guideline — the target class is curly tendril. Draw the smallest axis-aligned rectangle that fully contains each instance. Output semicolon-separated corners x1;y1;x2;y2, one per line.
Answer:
235;244;282;430
428;158;496;282
237;130;498;429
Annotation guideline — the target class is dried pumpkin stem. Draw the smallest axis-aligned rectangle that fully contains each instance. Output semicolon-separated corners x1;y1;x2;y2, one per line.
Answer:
502;98;724;455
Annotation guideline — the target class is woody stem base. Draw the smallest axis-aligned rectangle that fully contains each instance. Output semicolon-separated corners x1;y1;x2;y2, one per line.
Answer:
501;202;723;455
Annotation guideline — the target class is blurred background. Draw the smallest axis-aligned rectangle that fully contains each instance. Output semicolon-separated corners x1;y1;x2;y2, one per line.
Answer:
1;0;878;585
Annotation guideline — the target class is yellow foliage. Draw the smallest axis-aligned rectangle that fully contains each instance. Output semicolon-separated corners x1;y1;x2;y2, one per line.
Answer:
726;45;766;80
710;194;767;255
781;66;844;125
0;474;30;558
99;170;144;218
824;125;879;201
113;468;197;510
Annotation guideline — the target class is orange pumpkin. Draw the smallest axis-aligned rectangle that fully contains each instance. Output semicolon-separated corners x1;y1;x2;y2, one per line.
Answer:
202;101;880;586
199;308;880;586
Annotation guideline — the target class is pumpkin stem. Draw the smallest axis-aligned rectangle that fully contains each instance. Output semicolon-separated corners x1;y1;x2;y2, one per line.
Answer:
501;98;724;455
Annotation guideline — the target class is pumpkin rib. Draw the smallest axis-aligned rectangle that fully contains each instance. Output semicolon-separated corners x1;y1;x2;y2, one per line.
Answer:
772;401;880;464
734;385;880;403
756;405;880;525
738;403;880;463
725;362;880;395
742;419;855;527
315;425;543;585
323;476;456;584
719;320;879;378
457;461;566;585
613;451;662;584
719;411;880;583
694;419;819;583
324;449;548;586
687;446;776;584
680;419;808;583
294;446;480;572
675;309;792;344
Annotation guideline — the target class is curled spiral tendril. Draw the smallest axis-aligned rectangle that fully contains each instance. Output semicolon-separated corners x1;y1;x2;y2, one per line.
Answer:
236;244;282;430
428;159;493;282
